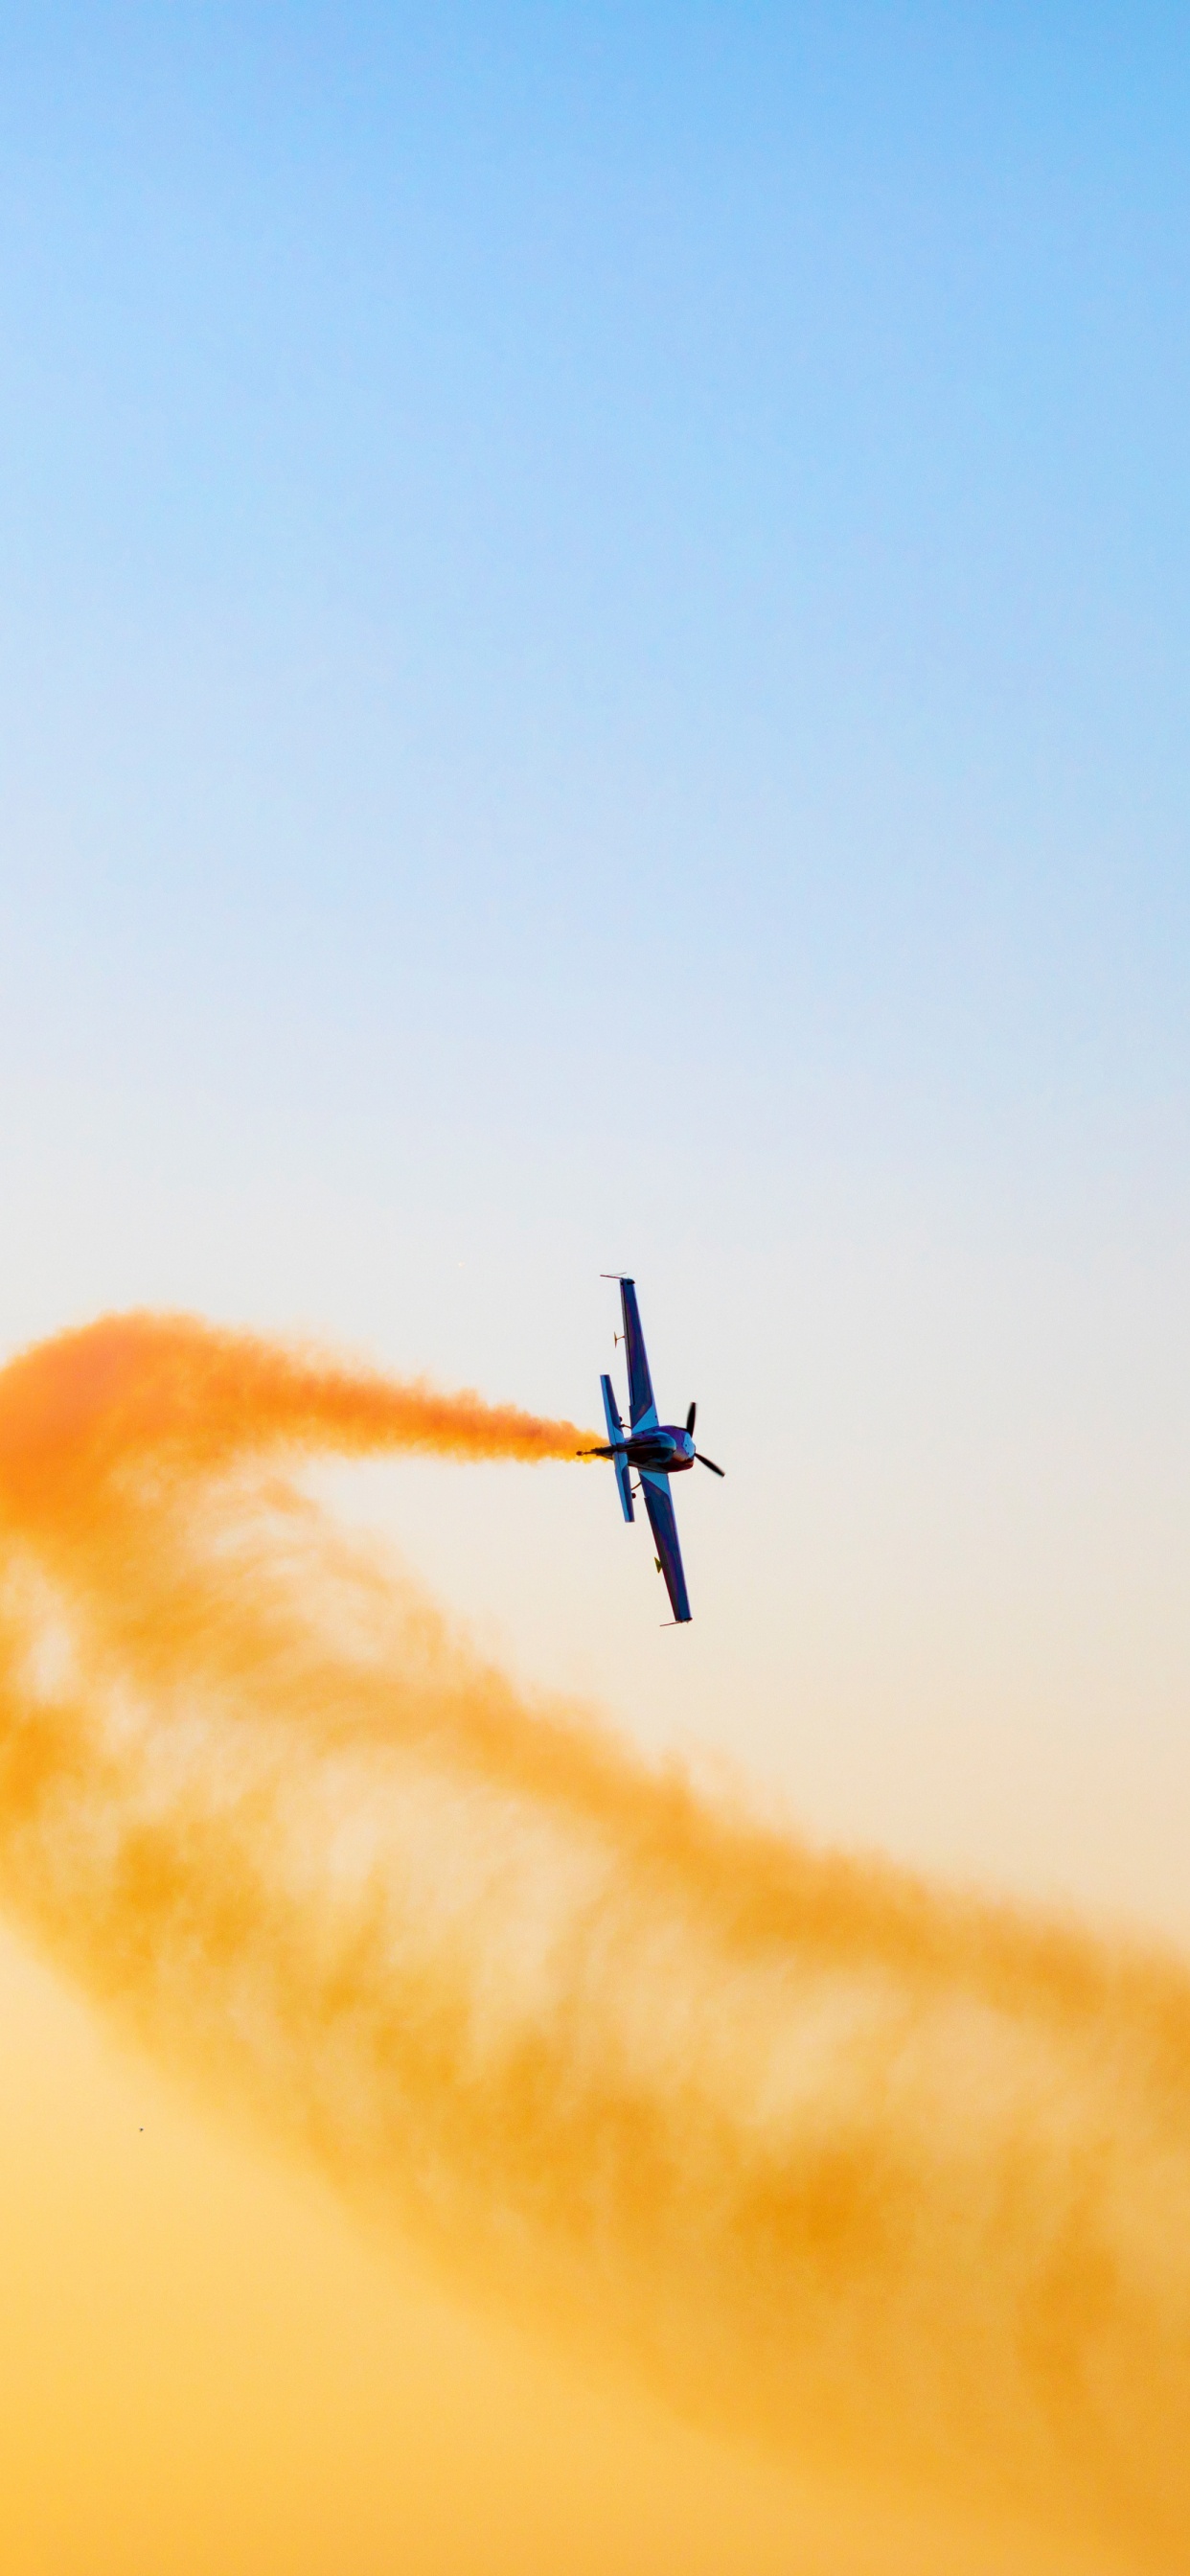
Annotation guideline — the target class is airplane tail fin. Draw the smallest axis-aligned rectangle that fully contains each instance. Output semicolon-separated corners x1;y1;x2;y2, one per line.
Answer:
601;1373;634;1523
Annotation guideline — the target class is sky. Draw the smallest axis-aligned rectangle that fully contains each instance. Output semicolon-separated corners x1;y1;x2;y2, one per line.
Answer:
1;8;1189;2570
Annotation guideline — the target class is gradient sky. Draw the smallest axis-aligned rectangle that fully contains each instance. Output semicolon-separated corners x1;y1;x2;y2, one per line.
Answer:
2;10;1189;2569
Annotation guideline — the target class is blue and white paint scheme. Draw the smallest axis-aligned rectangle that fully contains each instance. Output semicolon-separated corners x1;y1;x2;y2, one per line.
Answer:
581;1277;724;1624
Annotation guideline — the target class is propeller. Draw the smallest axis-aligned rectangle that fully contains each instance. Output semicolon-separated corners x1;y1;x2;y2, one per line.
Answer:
686;1402;724;1475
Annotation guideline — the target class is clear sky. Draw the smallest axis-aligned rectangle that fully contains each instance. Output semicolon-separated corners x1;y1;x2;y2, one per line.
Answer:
1;10;1189;2570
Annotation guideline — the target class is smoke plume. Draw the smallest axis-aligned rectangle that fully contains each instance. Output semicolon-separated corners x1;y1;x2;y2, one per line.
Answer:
0;1311;1187;2573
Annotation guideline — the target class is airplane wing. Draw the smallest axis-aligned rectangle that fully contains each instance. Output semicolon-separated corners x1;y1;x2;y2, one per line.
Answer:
641;1472;692;1623
619;1277;657;1430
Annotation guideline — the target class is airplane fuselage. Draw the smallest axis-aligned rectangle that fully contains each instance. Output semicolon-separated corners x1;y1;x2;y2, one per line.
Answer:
601;1424;696;1475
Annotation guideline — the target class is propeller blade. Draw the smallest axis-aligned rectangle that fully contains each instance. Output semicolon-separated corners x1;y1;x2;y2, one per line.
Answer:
686;1401;697;1435
695;1451;724;1477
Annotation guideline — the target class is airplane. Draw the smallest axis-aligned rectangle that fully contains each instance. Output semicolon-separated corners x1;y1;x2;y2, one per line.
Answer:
579;1276;723;1624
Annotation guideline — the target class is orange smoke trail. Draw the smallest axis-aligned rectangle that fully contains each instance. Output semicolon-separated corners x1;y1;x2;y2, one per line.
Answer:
0;1309;595;1487
0;1311;1188;2573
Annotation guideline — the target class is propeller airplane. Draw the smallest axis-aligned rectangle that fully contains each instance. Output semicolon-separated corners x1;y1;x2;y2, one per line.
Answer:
580;1276;723;1624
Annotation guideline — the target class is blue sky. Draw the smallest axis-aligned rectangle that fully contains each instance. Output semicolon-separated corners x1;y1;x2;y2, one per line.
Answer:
3;4;1190;1928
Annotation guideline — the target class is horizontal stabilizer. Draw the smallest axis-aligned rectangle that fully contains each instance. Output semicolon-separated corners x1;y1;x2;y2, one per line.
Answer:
601;1373;633;1522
